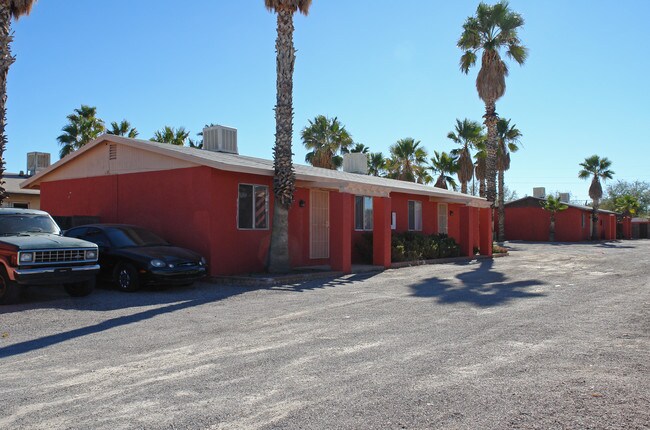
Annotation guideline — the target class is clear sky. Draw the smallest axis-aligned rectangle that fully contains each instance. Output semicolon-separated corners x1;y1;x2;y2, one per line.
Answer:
7;0;650;202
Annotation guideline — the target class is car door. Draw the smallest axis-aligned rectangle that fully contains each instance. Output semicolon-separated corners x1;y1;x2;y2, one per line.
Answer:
80;228;118;279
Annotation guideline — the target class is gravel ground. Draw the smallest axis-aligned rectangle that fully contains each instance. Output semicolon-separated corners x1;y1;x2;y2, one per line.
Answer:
0;240;648;429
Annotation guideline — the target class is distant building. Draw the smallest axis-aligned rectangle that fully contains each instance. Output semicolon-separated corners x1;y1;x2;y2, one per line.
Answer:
1;172;41;209
1;152;50;209
502;195;619;242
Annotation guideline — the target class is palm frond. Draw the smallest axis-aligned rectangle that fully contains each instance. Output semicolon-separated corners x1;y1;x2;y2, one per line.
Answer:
10;0;37;20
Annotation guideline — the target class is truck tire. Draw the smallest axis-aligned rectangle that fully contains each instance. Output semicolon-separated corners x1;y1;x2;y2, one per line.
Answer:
114;262;140;292
0;267;19;305
64;277;96;297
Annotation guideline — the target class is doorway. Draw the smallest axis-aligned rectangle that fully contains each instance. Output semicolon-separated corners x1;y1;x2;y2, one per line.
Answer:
310;190;330;259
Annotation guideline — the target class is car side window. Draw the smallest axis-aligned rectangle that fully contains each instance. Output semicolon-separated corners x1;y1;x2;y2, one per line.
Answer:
82;229;111;247
66;227;88;238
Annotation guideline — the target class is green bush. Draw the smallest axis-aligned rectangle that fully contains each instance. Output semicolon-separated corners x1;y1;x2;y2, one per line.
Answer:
355;232;461;263
391;232;460;262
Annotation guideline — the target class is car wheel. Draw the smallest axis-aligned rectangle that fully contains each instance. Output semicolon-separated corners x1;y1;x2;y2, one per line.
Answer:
114;263;140;292
64;277;96;297
0;266;19;305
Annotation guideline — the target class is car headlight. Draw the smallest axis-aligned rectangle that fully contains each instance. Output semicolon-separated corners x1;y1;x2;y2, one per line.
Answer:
199;257;206;266
85;250;98;260
151;259;166;268
19;252;34;263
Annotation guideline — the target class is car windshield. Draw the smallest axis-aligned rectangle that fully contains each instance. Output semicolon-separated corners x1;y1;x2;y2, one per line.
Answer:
105;226;169;248
0;214;60;235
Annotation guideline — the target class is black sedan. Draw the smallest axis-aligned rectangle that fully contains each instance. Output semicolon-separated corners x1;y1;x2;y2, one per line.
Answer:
64;224;207;291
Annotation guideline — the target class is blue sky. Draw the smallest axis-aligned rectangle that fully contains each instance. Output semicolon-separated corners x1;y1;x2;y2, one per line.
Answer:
7;0;650;202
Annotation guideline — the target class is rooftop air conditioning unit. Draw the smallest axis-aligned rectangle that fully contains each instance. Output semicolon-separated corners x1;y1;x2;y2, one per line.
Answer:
342;153;368;175
533;187;546;199
202;125;238;154
559;193;570;203
27;152;51;176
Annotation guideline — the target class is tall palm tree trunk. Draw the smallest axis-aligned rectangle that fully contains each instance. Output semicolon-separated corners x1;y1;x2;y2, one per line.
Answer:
549;216;556;242
0;5;14;204
268;9;296;273
461;181;467;194
483;100;498;206
591;199;599;240
497;167;505;242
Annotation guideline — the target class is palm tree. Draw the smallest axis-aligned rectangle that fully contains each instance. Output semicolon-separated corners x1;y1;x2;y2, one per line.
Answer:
150;126;191;146
428;151;459;190
495;118;521;241
579;155;614;240
0;0;37;203
474;148;487;197
540;194;568;242
265;0;311;273
458;1;527;205
57;105;106;158
107;120;138;138
368;152;385;177
386;137;428;183
614;195;640;218
348;143;370;154
301;115;353;169
447;118;483;194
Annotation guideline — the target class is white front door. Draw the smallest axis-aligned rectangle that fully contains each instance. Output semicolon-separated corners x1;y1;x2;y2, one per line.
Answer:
310;190;330;259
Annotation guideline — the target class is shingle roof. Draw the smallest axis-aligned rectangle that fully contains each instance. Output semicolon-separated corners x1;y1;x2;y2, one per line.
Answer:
2;173;40;195
21;135;491;207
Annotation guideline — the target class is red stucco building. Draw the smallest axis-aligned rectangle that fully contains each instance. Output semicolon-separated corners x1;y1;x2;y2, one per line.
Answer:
502;196;619;242
21;134;494;276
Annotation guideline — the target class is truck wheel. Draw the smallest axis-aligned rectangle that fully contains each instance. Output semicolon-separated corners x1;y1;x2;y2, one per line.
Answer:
0;267;19;305
64;277;96;297
114;263;140;292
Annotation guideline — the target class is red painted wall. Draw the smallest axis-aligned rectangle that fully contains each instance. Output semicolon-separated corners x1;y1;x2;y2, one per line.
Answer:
42;166;493;275
505;205;597;242
42;167;332;276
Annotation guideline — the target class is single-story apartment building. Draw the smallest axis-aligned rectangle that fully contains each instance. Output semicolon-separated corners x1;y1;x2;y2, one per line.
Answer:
631;218;649;239
2;172;41;209
502;196;619;242
21;132;493;276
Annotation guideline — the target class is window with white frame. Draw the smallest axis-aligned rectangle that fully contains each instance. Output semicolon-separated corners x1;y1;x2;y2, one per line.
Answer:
408;200;422;231
238;184;268;229
438;203;448;234
354;196;373;230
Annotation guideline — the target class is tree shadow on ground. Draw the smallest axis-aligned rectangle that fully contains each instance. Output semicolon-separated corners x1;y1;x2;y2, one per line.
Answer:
269;272;379;292
0;272;376;358
409;259;545;307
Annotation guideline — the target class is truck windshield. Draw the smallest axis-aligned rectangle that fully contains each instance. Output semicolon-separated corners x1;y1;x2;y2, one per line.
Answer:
0;214;60;235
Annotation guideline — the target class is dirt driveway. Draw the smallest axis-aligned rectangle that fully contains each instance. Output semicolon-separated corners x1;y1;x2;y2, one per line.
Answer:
1;241;648;429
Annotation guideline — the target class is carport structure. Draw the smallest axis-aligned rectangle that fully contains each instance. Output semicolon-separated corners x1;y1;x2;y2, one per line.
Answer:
21;134;493;276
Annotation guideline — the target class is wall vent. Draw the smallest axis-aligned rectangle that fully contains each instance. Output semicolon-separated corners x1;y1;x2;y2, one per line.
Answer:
202;125;238;154
109;144;117;160
27;152;51;176
342;153;368;175
533;187;546;199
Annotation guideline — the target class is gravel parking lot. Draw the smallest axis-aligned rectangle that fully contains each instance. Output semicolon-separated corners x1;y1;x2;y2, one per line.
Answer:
1;240;649;429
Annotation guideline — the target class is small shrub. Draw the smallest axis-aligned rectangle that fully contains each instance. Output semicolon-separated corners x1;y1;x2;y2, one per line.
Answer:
392;232;460;262
355;231;462;263
492;242;508;254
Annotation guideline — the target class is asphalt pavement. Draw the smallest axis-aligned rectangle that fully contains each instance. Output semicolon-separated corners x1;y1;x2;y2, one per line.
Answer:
1;240;648;429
